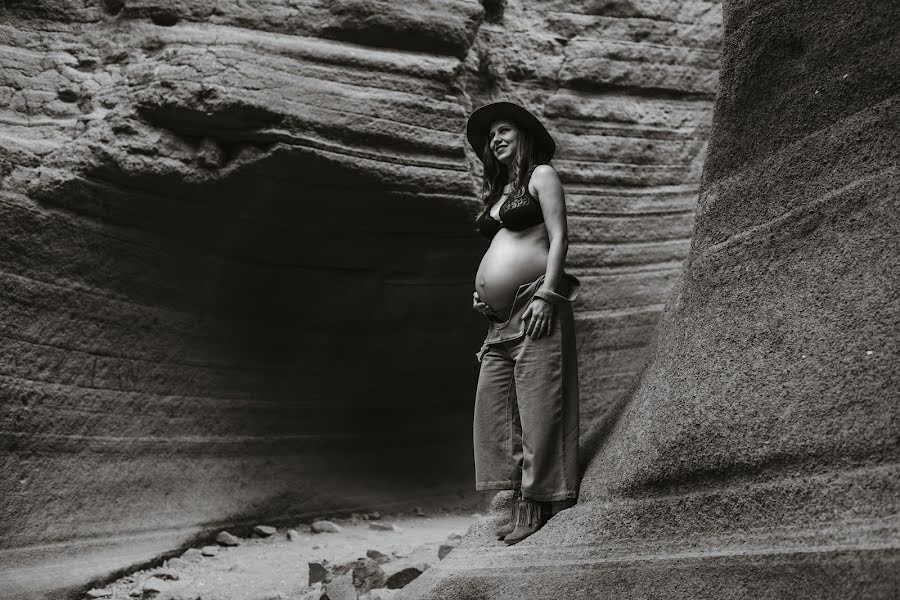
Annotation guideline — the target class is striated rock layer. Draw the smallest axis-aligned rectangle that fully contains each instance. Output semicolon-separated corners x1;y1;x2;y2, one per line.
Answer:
405;0;900;599
466;0;720;422
0;1;717;598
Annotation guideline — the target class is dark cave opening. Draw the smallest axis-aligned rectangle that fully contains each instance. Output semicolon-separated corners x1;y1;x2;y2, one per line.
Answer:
3;144;489;569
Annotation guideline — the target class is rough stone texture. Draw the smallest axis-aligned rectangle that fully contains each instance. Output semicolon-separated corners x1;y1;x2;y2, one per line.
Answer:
308;561;329;585
366;549;389;564
215;531;240;546
312;521;343;534
384;566;424;589
252;524;276;537
0;1;717;598
351;558;387;593
322;573;356;600
402;0;900;598
467;0;721;423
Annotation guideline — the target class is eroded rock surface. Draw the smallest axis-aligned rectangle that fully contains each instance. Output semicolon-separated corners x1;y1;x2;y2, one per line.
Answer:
0;1;718;598
404;1;900;599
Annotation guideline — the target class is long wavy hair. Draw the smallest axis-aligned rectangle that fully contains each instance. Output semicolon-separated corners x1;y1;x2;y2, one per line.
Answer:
479;121;549;214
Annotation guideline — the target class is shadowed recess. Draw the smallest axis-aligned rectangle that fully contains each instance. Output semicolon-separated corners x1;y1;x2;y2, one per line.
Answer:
0;145;486;599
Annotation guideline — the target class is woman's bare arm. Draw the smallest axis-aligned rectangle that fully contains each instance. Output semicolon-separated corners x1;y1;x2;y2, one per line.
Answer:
521;164;569;339
530;164;569;294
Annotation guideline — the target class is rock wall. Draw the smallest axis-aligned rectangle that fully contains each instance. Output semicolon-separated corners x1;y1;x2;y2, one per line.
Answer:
405;0;900;598
466;0;720;422
0;1;718;598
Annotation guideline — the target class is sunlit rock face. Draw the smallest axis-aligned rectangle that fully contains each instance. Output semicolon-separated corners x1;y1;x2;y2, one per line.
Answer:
406;1;900;599
0;1;717;598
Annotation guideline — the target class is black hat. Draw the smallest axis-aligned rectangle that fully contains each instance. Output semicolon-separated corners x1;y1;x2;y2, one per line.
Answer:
466;101;556;163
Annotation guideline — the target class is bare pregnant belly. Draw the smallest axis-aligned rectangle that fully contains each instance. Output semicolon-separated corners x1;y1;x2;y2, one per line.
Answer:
475;227;549;310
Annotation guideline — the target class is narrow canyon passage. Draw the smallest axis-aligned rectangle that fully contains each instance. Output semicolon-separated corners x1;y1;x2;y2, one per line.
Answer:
0;1;723;597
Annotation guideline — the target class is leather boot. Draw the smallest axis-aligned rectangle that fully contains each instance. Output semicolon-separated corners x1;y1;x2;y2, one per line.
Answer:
494;490;520;539
502;498;550;545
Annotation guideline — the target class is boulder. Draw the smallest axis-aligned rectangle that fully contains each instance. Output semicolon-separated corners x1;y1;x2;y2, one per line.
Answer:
253;525;277;537
385;567;423;589
308;561;329;585
321;573;356;600
215;532;240;547
366;549;390;564
180;549;203;562
352;559;387;593
164;558;189;570
312;520;343;534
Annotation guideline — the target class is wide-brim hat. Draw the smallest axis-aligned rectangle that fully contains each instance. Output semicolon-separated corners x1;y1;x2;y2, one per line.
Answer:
466;101;555;163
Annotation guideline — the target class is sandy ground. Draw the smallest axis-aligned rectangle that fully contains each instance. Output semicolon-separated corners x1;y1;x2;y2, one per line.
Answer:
82;510;482;600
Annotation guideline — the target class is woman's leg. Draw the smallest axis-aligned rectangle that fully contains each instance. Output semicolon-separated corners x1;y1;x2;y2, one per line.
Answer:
473;343;524;491
510;302;580;502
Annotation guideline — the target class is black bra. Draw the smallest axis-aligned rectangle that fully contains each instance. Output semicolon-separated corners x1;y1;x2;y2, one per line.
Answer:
474;168;544;239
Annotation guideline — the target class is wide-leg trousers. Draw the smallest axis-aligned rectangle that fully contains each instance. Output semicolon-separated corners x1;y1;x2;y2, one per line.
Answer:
473;291;579;501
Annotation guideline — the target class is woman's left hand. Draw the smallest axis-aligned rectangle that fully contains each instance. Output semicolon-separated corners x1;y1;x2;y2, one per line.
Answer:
522;298;553;339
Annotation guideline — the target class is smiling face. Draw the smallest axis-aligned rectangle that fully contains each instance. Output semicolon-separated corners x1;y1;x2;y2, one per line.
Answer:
488;119;520;167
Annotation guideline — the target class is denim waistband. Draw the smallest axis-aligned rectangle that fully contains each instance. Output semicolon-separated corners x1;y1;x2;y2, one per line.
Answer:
481;273;580;345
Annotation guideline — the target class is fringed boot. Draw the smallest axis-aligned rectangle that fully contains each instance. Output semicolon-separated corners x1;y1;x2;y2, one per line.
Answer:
494;489;521;539
502;497;550;545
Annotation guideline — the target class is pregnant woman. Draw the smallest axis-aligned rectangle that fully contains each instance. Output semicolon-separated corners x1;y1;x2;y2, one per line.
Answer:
467;101;580;545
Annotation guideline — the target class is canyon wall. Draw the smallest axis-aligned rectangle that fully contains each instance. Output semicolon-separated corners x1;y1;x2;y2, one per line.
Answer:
405;0;900;598
0;1;718;597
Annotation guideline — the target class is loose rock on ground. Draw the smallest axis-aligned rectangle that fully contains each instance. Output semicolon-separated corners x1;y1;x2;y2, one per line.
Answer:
312;520;343;534
81;510;475;600
215;531;241;546
253;525;277;537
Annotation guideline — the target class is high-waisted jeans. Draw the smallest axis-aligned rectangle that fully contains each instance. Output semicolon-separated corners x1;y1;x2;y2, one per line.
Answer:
473;274;580;501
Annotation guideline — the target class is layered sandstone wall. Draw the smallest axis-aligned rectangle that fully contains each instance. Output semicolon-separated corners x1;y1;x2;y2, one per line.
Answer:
0;1;718;598
406;1;900;598
465;0;720;421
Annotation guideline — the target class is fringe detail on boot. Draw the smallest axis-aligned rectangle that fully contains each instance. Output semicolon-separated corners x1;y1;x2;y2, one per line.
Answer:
515;498;549;527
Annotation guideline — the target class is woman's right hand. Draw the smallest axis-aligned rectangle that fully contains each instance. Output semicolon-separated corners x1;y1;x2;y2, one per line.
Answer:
473;291;491;316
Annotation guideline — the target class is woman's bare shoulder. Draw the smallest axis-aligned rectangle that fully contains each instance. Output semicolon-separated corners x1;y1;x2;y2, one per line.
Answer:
531;165;559;181
528;164;563;195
